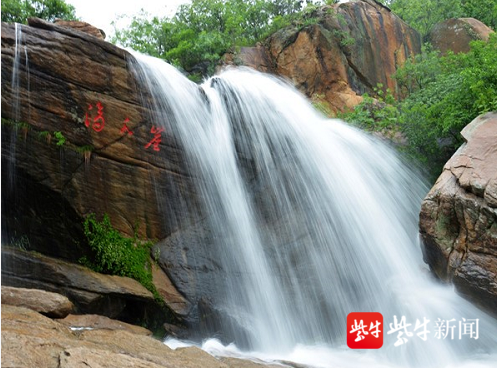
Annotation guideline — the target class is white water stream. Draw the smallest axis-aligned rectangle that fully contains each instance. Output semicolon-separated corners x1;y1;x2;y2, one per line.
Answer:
6;24;496;366
129;53;497;368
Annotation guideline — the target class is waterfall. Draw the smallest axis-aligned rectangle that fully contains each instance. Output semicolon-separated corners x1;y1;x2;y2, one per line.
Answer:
129;53;497;367
6;23;24;190
3;23;30;246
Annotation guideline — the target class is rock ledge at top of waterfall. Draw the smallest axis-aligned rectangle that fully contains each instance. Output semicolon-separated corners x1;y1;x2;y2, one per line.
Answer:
420;111;497;316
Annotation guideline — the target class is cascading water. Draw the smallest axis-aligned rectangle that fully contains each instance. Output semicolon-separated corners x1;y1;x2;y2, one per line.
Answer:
130;53;497;367
3;23;30;246
6;23;25;189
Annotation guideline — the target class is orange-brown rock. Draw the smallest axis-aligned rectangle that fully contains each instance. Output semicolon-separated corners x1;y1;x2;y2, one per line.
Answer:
53;19;106;39
152;264;191;318
428;18;495;55
222;0;421;114
419;112;497;316
222;44;273;73
1;18;197;261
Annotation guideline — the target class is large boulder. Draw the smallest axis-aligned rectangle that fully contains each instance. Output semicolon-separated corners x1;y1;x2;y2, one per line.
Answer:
54;19;106;39
428;18;494;55
222;0;421;114
1;286;74;318
0;17;220;331
1;247;164;326
419;112;497;316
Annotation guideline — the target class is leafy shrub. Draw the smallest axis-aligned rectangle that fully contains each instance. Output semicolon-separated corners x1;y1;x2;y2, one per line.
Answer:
339;85;400;134
54;131;66;146
398;34;497;175
112;0;330;76
81;214;162;302
342;34;497;180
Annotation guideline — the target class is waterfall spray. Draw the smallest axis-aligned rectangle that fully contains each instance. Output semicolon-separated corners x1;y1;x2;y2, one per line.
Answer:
129;52;497;368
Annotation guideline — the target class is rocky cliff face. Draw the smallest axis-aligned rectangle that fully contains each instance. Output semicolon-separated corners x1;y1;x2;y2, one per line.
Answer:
1;18;201;328
1;18;198;259
222;0;421;114
1;4;422;336
419;112;497;316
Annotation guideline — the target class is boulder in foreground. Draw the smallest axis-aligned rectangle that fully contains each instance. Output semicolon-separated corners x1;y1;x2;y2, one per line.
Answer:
2;285;74;318
420;112;497;316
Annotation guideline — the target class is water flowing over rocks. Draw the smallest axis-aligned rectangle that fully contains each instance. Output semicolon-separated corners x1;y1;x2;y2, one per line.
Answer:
1;4;421;333
222;0;421;114
2;6;497;364
420;112;497;316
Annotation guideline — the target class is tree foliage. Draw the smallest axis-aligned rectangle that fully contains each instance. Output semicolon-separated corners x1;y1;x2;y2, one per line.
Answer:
1;0;77;24
341;34;497;179
112;0;321;77
399;34;497;172
377;0;496;38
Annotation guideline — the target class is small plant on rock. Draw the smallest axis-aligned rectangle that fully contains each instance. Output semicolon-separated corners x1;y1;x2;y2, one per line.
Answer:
81;213;163;303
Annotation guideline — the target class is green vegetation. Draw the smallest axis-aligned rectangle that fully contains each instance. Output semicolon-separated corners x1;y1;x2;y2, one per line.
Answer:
340;34;497;178
378;0;496;38
1;0;77;24
112;0;325;79
338;85;400;135
53;131;66;146
311;94;334;117
81;214;163;303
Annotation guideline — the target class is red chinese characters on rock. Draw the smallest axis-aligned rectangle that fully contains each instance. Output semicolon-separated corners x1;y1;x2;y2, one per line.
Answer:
82;102;163;153
347;312;384;349
85;102;105;132
120;118;134;137
145;126;164;152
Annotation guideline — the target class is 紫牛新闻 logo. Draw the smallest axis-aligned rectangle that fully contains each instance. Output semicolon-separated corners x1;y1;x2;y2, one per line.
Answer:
347;312;383;349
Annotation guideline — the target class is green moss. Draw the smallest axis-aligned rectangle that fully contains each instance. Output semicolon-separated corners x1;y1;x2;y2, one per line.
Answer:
80;214;164;304
311;94;334;117
53;131;66;147
2;118;30;130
